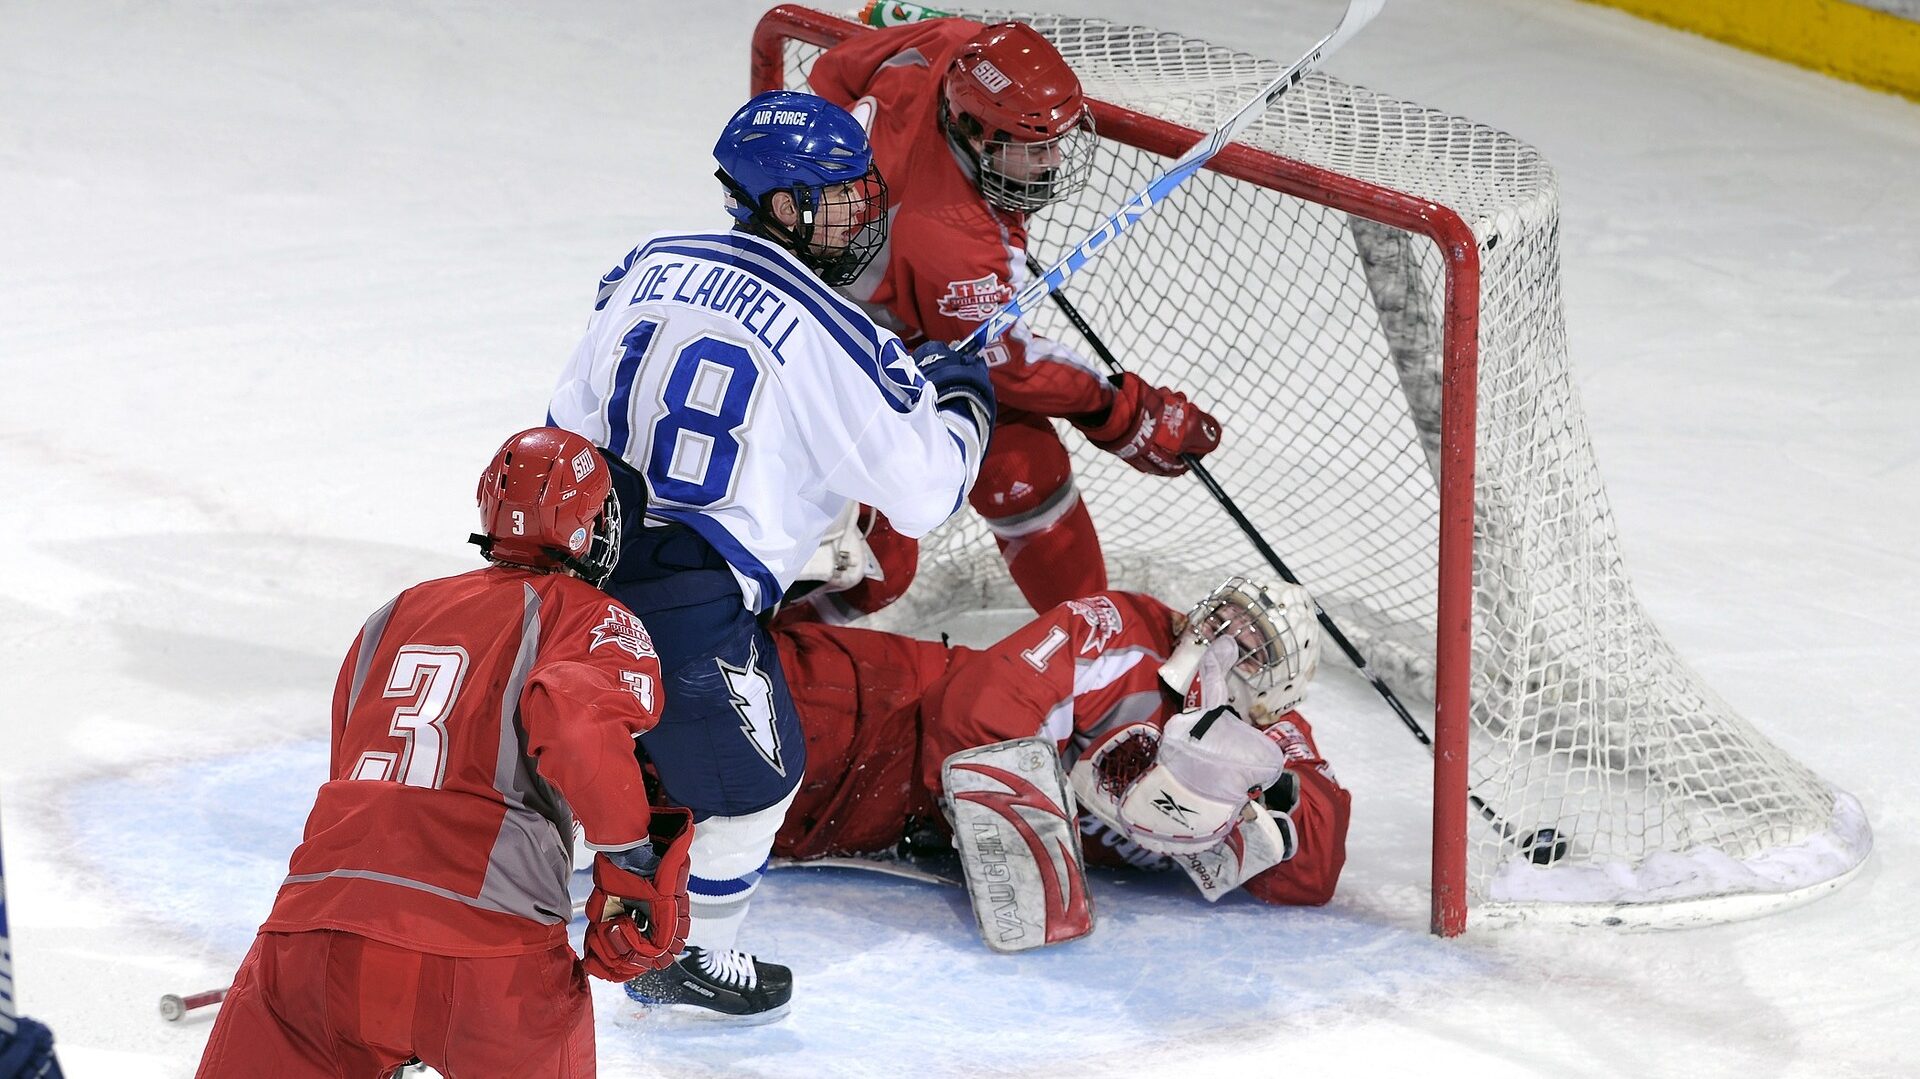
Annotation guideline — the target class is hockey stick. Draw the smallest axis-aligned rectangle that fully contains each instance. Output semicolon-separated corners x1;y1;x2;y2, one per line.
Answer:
158;988;228;1023
955;0;1386;355
770;855;961;889
1025;253;1566;865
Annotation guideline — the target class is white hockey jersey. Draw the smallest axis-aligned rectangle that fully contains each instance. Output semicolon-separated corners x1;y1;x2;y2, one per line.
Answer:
549;229;984;612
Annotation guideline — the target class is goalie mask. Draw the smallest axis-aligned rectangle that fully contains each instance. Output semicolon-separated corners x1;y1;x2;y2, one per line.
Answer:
1157;577;1320;725
472;427;623;588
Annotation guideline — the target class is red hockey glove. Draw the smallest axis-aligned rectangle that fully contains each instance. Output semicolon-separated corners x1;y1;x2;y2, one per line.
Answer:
581;807;693;981
1074;373;1222;476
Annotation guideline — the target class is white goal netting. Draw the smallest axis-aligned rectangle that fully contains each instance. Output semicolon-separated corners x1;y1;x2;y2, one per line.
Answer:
765;8;1870;927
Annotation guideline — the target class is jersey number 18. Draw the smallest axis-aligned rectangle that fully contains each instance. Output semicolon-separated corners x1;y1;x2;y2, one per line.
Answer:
609;317;762;507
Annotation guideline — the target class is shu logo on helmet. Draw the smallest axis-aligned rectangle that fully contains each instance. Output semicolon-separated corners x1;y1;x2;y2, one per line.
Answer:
590;605;657;660
571;448;595;482
971;59;1012;94
754;109;810;125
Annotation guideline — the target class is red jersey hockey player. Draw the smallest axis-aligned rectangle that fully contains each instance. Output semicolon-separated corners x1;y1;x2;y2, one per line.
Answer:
806;19;1225;616
772;578;1351;923
197;428;693;1079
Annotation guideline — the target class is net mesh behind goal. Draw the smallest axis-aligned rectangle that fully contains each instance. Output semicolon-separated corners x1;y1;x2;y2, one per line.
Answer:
755;6;1870;930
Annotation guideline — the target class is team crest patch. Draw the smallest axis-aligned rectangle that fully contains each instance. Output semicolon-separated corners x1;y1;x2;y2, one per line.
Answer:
590;605;657;660
1065;596;1123;655
936;273;1015;322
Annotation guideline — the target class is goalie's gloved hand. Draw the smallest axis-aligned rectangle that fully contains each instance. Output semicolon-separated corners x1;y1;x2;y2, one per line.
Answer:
913;340;997;439
1075;373;1221;476
581;806;693;981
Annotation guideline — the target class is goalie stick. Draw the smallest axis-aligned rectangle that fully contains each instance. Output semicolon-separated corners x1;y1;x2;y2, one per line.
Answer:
769;855;960;889
955;0;1387;355
1024;251;1566;867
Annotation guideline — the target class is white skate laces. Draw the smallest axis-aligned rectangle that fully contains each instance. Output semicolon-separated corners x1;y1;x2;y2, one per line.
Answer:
689;946;760;989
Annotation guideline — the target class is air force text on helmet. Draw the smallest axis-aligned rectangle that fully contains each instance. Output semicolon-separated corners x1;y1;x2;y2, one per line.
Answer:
753;108;814;126
625;257;800;364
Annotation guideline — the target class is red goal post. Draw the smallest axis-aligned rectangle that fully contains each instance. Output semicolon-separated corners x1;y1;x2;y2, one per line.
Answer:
752;2;1479;935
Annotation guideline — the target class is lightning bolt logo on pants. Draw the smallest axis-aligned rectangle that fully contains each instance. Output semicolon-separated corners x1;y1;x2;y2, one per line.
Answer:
718;640;784;776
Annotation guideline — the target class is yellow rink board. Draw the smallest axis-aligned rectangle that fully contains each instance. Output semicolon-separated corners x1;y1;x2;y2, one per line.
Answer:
1580;0;1920;102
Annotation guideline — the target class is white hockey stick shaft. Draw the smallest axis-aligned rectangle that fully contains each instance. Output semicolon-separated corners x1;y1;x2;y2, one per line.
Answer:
957;0;1386;353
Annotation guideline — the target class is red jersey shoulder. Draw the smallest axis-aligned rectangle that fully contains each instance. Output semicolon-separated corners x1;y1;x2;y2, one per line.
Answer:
523;573;658;662
812;18;982;109
587;602;656;661
1062;595;1125;655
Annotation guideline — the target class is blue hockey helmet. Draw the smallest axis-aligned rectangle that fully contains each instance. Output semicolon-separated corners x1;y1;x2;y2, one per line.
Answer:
714;91;889;286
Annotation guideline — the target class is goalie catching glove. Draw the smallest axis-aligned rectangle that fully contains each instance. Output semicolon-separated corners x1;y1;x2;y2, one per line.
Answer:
1071;708;1302;899
1074;372;1221;477
582;806;694;981
1070;706;1288;855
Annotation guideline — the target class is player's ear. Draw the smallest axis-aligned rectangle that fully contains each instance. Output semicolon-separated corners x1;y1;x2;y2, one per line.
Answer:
766;190;800;229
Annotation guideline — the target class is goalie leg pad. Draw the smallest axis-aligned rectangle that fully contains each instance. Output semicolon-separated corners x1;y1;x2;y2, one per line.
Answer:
941;738;1094;952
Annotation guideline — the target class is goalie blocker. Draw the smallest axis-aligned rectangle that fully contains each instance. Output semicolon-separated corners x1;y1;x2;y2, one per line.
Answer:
941;738;1094;952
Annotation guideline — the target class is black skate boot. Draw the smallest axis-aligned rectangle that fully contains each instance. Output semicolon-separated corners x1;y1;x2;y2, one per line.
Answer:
624;946;793;1023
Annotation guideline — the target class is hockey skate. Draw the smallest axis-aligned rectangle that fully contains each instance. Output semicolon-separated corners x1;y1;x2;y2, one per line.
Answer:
624;946;793;1023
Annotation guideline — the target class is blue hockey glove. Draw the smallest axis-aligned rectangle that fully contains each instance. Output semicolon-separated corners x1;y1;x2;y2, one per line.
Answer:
913;340;996;439
0;1015;63;1079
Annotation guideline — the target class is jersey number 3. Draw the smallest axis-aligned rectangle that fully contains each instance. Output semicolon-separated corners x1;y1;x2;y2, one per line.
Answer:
612;317;762;507
350;646;470;789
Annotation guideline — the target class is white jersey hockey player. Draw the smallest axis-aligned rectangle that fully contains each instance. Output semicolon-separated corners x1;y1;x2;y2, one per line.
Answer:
545;90;994;1022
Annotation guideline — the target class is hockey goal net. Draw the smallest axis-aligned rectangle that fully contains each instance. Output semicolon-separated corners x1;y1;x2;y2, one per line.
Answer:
752;4;1870;933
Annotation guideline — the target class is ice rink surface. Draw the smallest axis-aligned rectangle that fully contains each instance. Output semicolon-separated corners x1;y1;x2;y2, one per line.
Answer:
3;1;1917;1076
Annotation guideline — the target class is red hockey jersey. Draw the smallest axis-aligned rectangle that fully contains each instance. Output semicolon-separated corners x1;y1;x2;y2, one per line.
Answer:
773;591;1351;905
809;19;1115;419
263;565;663;957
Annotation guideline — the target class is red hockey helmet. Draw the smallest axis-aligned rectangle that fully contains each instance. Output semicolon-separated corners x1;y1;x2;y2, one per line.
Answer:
473;427;622;586
942;22;1096;213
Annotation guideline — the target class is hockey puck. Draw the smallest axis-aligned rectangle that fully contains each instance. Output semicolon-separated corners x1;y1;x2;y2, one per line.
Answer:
1523;827;1569;865
159;994;186;1022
